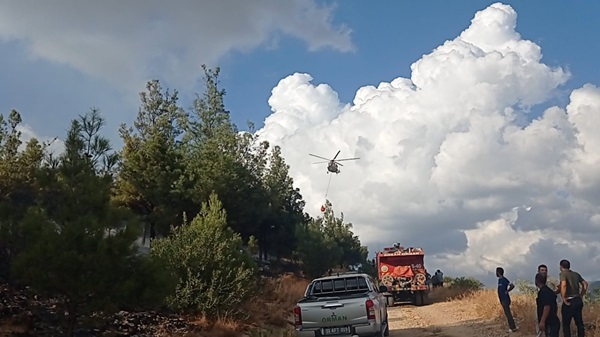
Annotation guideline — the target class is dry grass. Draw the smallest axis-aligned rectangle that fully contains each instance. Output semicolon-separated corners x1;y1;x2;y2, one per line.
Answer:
463;289;600;336
245;273;310;329
178;273;309;337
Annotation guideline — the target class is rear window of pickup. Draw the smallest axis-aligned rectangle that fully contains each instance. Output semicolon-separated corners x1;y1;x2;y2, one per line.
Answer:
310;276;370;296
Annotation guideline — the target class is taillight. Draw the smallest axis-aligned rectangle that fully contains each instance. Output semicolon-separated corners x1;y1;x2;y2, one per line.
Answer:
366;299;376;320
293;305;302;328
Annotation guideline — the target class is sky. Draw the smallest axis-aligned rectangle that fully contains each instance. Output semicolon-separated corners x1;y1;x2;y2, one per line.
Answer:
2;0;600;287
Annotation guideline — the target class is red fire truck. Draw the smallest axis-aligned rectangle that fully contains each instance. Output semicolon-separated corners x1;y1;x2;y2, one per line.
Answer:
375;243;429;306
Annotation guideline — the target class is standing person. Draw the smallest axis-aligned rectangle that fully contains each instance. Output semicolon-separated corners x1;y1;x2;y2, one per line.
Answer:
535;272;560;337
538;264;560;294
497;267;517;332
559;259;588;337
437;269;444;287
432;270;440;288
425;270;432;290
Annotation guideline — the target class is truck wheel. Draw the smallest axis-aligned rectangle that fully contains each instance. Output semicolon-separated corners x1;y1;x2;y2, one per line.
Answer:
383;318;390;336
386;295;395;307
374;322;388;337
415;292;424;306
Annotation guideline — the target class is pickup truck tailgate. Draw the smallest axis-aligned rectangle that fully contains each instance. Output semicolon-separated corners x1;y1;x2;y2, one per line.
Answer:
299;296;369;330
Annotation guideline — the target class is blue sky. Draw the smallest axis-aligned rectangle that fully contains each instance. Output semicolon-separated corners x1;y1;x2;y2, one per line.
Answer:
218;0;600;128
1;1;598;146
3;1;600;284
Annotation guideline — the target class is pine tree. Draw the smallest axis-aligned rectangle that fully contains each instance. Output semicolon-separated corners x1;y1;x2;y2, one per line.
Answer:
260;144;306;259
12;110;158;336
114;80;186;242
180;65;266;241
0;110;46;281
321;200;366;268
151;193;258;318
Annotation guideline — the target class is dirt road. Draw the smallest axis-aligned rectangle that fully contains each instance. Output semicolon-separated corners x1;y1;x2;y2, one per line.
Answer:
387;301;529;337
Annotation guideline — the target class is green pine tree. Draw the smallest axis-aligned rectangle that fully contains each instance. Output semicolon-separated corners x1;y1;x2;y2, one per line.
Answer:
115;80;186;242
12;110;169;336
0;110;47;281
151;192;258;318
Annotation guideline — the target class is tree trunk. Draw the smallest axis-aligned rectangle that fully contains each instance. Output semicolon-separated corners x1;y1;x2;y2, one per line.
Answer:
141;222;148;245
150;221;156;240
65;302;78;337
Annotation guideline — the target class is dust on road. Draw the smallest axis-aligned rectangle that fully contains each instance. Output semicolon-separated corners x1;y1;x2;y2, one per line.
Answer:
387;301;532;337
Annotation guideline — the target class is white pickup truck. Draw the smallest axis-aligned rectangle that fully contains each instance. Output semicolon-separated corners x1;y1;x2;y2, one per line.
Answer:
293;272;389;337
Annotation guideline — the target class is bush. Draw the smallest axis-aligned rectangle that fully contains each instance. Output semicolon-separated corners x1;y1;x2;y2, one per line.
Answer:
515;279;538;297
589;288;600;304
119;253;178;311
447;276;484;291
151;193;258;318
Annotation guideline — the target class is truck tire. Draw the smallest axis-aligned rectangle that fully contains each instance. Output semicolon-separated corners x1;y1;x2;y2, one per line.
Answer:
386;295;395;307
383;318;390;336
373;322;387;337
415;292;424;306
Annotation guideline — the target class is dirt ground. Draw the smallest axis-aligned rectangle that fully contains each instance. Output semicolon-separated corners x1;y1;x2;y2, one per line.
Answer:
388;301;535;337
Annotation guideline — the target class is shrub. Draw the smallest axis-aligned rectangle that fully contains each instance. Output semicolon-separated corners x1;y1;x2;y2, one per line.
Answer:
589;288;600;304
447;276;484;291
515;279;537;296
151;193;258;318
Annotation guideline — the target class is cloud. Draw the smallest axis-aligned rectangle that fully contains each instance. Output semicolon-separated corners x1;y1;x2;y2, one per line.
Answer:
256;2;600;285
0;0;353;92
17;124;65;156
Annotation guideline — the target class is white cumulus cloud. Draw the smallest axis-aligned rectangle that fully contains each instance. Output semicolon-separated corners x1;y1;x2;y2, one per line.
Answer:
0;0;353;92
256;2;600;285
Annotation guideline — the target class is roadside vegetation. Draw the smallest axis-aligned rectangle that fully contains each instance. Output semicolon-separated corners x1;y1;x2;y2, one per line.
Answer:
0;66;372;336
431;275;600;336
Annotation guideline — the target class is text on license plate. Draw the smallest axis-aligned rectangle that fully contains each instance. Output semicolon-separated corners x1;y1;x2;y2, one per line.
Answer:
322;326;351;335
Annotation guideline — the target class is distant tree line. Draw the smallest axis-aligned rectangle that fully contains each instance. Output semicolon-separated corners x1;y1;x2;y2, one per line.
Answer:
0;66;370;336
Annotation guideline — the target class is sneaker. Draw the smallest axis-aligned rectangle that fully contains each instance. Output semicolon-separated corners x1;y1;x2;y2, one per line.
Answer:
509;328;518;332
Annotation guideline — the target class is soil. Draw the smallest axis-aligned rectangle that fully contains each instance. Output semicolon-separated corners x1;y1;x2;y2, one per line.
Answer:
388;301;533;337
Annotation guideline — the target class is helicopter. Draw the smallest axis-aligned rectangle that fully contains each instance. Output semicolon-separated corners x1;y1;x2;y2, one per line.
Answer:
309;150;360;174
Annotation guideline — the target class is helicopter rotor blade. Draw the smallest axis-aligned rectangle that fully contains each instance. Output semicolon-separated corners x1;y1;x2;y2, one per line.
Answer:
312;161;329;164
309;153;331;161
332;150;341;160
335;157;360;162
336;162;344;166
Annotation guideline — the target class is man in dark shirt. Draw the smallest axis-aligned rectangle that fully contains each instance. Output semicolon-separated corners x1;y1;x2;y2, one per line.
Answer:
538;264;560;294
496;267;517;332
535;272;560;337
559;259;588;337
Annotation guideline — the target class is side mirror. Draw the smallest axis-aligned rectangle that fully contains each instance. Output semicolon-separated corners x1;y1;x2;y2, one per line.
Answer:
379;285;388;293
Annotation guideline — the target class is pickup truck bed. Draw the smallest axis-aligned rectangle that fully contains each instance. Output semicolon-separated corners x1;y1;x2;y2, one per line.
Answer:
294;273;389;337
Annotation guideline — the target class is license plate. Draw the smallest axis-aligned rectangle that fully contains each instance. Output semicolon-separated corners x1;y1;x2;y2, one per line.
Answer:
321;326;351;335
